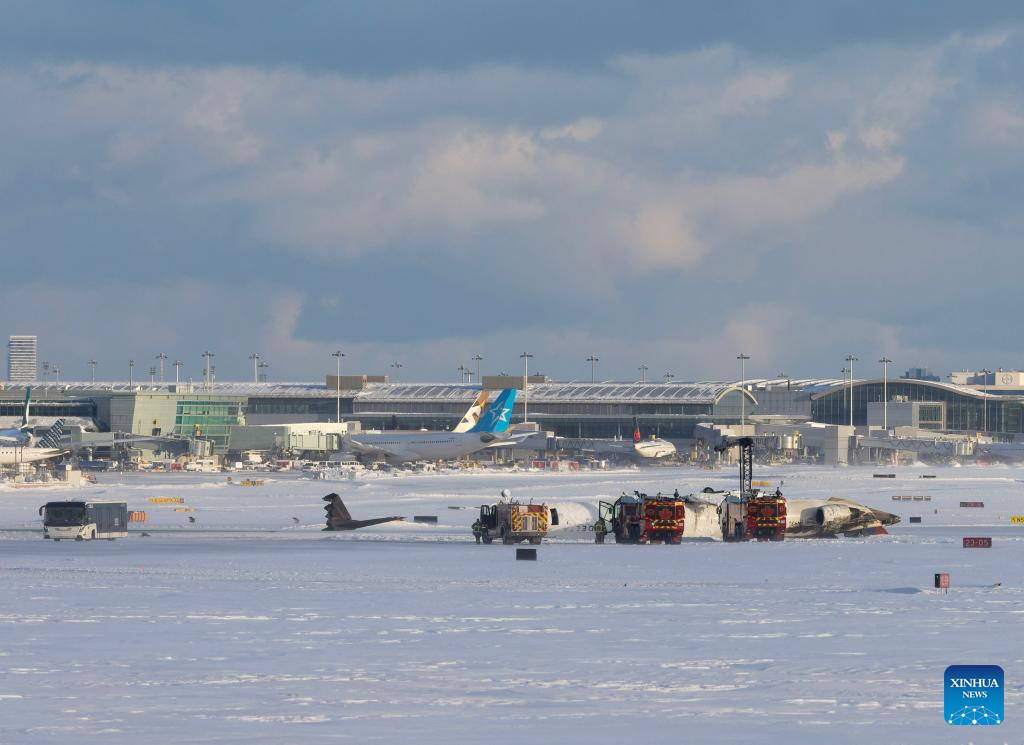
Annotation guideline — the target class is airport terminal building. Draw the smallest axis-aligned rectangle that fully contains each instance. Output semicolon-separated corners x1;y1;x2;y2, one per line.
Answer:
2;375;1022;457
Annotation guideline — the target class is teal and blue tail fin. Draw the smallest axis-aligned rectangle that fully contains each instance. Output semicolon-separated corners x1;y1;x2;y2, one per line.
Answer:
470;388;517;433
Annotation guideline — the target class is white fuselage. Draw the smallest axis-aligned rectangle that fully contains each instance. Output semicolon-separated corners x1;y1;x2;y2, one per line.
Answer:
633;439;677;458
0;446;63;465
349;432;499;463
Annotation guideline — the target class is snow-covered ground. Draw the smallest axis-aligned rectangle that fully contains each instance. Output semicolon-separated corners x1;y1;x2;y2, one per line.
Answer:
1;465;1022;743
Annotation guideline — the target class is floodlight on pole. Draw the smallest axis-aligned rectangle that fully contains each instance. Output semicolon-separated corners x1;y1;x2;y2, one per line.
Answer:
249;353;260;383
332;350;345;423
202;351;214;391
845;355;859;427
638;363;648;383
128;359;135;387
737;353;750;429
156;352;167;383
149;367;156;385
878;357;892;430
173;360;182;384
89;360;97;385
472;354;483;384
390;361;403;383
257;361;268;383
663;372;675;382
520;352;533;423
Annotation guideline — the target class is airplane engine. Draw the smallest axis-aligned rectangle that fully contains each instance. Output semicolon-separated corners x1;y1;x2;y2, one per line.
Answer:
815;503;852;532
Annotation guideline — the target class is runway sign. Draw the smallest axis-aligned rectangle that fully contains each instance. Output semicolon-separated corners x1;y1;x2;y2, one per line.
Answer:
959;501;984;508
149;497;184;504
1011;516;1024;524
963;537;992;548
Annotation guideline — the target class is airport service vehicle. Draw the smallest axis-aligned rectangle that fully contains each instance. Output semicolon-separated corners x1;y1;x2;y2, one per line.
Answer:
479;490;558;544
40;500;128;541
599;492;686;544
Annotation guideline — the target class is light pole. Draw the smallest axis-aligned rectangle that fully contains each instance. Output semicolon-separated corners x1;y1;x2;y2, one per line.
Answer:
390;362;403;383
737;353;750;430
979;368;992;433
52;366;60;384
332;350;345;423
457;364;467;384
586;355;599;383
42;361;49;385
520;352;533;423
472;354;483;385
173;360;182;384
845;355;858;427
128;359;135;387
89;360;97;385
257;361;268;383
149;367;156;385
663;372;675;382
156;352;167;383
249;353;260;383
841;368;849;419
202;351;214;391
639;364;648;383
878;357;892;430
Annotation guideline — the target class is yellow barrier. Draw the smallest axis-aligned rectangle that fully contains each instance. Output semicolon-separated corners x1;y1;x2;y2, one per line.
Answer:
173;507;195;513
129;511;147;523
1011;516;1024;524
239;479;265;487
148;497;184;504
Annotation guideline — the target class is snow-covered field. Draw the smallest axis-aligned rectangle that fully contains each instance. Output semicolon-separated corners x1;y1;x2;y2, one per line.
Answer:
1;465;1022;744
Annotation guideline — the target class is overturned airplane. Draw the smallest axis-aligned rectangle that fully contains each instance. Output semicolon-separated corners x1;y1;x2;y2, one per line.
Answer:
322;493;403;531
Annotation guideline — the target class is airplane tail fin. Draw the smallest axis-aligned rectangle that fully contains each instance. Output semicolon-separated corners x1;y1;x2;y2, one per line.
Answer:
633;416;641;443
453;390;490;433
36;419;65;449
470;388;516;433
323;493;353;529
21;387;31;429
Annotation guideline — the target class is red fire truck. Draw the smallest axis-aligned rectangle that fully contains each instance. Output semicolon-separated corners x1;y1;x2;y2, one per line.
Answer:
599;492;686;544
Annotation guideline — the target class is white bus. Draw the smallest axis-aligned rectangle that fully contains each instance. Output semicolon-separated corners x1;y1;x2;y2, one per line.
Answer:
40;500;129;541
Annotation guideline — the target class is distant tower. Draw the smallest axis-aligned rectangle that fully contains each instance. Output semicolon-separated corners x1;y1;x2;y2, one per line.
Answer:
8;335;38;382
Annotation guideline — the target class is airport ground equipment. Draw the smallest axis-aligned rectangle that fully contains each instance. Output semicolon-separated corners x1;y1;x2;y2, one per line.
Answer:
478;489;558;545
322;493;403;531
40;500;128;541
599;491;686;544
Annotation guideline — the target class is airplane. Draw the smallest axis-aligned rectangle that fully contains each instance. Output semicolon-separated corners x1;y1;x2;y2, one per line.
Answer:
0;388;34;445
345;389;518;464
322;493;403;531
676;490;900;540
631;417;677;459
0;418;66;465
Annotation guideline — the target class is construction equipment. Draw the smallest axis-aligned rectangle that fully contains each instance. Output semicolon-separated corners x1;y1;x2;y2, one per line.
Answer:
599;491;686;544
478;489;558;545
714;437;786;541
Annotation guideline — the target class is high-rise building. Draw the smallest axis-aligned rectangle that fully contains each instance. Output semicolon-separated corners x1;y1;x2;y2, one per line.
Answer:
8;335;38;382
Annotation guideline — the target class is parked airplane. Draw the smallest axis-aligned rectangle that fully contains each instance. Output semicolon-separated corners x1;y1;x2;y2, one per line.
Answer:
0;418;66;465
631;417;677;459
346;389;517;464
0;388;34;445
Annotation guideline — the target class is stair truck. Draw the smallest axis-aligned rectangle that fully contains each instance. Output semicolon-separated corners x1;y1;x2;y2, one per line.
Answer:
599;491;686;544
40;500;129;541
479;489;559;545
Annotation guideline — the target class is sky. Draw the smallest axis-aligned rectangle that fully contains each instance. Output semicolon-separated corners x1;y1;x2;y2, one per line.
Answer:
2;1;1024;384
